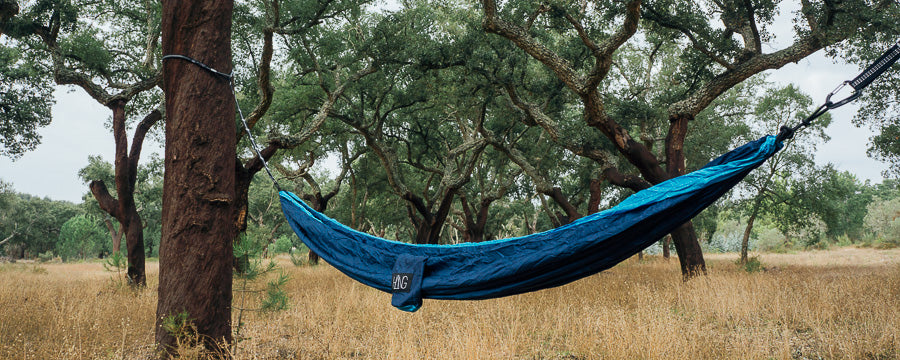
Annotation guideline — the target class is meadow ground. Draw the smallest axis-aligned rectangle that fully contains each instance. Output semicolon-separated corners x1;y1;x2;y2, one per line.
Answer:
0;247;897;359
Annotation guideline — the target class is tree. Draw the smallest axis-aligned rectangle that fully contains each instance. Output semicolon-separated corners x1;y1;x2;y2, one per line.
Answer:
478;0;899;278
56;215;104;261
735;83;829;262
0;190;81;258
156;0;236;354
78;154;165;257
274;142;363;262
2;0;164;286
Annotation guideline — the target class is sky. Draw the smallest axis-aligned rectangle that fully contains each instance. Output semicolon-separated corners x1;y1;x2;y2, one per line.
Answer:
0;9;891;204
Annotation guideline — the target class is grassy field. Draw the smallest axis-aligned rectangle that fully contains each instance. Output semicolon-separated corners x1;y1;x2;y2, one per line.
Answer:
0;247;898;359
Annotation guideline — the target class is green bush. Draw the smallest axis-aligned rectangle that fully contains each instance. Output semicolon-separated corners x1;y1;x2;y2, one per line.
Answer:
739;256;764;273
270;235;293;254
37;250;54;263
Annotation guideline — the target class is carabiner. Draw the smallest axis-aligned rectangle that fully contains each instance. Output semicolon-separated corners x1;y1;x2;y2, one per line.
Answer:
824;81;861;109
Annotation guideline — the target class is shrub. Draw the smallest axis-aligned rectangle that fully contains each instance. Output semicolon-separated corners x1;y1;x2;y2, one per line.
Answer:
739;256;764;273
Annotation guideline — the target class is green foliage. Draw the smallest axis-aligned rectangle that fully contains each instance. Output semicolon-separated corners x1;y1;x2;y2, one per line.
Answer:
269;235;293;255
863;197;900;249
259;271;290;312
103;250;127;282
56;215;104;261
0;186;82;258
37;250;54;263
738;256;764;273
161;312;198;347
232;236;290;353
0;46;53;158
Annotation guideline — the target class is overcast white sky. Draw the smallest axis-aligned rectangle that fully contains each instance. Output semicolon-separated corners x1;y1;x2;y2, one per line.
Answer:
0;5;891;203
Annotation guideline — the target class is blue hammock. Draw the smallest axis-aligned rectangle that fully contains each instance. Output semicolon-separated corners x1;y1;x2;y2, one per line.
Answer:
280;135;783;311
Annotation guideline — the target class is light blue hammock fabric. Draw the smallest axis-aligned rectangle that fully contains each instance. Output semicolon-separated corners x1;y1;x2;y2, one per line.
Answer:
280;135;783;311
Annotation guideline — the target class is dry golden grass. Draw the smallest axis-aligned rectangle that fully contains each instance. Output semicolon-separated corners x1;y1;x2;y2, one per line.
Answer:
1;248;898;359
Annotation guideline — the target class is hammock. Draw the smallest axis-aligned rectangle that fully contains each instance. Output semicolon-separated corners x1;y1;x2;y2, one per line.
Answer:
280;135;782;311
162;39;897;312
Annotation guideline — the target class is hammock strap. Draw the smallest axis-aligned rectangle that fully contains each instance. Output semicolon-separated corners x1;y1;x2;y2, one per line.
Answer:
162;55;283;191
777;39;900;142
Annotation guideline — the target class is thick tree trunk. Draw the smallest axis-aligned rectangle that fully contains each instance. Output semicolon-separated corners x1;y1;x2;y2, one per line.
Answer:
670;222;707;279
305;194;330;264
664;113;706;278
460;196;492;243
157;0;235;356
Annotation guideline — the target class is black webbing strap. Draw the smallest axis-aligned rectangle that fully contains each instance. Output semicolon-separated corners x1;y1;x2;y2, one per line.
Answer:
849;42;900;91
777;40;900;143
162;55;283;191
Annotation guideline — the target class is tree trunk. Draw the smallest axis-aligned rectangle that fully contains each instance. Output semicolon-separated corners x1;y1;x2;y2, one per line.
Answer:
670;222;707;279
662;235;671;259
306;194;330;265
664;114;706;279
123;208;145;285
546;187;582;222
103;219;123;254
587;178;603;214
460;196;491;243
157;0;235;356
741;206;761;264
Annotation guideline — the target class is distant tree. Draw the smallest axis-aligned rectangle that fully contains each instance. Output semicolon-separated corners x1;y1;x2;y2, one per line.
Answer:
2;0;164;286
0;191;81;258
57;215;104;261
864;196;900;247
736;84;829;262
78;155;164;257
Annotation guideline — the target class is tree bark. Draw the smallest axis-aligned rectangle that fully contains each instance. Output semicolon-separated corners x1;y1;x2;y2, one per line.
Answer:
303;193;332;264
741;200;762;264
102;219;123;254
157;0;235;355
587;178;604;215
670;222;706;279
662;235;670;259
460;195;492;242
87;102;160;287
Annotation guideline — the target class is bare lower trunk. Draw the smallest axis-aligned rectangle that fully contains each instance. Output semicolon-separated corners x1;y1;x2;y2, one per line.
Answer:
308;251;320;265
741;212;758;264
124;212;146;285
662;235;671;259
156;0;236;356
670;222;707;280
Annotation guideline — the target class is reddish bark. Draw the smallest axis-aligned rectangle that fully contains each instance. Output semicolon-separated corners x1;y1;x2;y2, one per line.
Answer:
459;195;491;242
302;192;334;264
156;0;236;355
406;190;457;245
587;178;604;215
87;103;159;286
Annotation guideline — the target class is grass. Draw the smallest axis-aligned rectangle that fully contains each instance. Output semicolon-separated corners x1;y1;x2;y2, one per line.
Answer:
0;247;898;359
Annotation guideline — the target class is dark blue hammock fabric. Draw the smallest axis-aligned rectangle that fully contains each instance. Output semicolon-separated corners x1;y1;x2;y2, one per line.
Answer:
280;135;783;312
